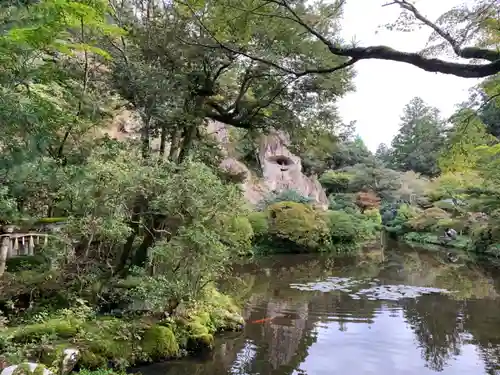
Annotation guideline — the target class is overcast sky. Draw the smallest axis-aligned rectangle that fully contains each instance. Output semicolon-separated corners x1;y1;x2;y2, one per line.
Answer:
336;0;481;152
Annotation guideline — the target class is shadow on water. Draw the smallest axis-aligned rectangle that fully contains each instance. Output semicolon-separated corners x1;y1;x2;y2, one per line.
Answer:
135;241;500;375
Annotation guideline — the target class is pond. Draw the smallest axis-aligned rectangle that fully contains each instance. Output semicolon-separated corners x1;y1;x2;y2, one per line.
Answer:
136;242;500;375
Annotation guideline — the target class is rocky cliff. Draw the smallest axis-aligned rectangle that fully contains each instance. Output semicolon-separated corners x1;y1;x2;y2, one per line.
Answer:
102;111;328;209
207;121;328;210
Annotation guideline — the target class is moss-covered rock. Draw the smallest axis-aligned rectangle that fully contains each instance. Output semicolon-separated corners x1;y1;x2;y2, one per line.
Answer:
77;318;143;369
142;325;179;360
1;288;244;370
7;317;82;344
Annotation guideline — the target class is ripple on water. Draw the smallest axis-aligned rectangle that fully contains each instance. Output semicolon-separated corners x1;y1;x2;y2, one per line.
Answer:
289;276;453;301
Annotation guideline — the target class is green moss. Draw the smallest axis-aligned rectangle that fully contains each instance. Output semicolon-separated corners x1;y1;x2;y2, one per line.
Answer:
39;344;70;367
78;318;139;368
36;217;67;224
142;325;179;360
183;320;214;352
32;365;46;375
7;318;82;343
3;289;243;369
78;349;107;369
11;364;47;375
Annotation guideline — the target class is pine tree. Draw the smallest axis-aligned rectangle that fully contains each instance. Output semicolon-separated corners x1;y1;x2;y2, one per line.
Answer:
390;97;446;177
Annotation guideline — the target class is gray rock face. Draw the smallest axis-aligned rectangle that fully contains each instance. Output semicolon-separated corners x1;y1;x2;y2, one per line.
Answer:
257;130;328;209
101;112;329;209
208;122;328;209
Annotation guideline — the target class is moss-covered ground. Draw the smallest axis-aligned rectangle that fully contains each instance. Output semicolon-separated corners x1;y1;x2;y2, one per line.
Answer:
0;288;244;371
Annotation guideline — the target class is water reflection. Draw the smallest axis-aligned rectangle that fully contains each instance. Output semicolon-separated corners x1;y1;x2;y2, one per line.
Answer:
136;243;500;375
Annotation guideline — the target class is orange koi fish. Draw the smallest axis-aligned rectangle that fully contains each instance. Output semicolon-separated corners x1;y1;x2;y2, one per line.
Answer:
250;317;274;324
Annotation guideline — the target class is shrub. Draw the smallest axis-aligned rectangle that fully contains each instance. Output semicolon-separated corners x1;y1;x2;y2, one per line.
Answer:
328;193;358;213
382;203;422;235
217;216;254;255
433;199;462;214
355;191;381;213
325;210;377;247
407;207;451;232
257;189;312;210
247;212;269;237
363;208;382;225
266;201;330;251
319;170;351;194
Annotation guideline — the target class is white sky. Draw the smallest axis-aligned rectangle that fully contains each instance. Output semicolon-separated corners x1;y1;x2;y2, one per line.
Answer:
337;0;481;152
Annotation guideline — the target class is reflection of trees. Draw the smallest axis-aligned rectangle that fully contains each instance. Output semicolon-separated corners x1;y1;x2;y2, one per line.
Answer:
402;295;464;371
160;248;500;375
463;299;500;375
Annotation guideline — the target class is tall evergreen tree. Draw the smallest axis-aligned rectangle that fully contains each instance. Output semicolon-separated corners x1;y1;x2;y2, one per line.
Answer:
390;97;446;177
375;143;391;165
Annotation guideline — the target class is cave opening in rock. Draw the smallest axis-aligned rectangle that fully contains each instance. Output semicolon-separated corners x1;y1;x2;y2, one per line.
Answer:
268;155;294;171
275;156;292;166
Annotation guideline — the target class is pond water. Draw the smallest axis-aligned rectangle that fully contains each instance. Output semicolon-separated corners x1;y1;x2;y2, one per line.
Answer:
137;243;500;375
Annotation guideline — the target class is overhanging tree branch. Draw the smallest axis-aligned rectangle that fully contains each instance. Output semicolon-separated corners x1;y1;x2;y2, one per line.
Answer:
384;0;499;62
268;0;500;78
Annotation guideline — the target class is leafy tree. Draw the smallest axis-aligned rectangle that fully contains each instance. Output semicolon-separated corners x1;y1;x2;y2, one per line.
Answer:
330;136;378;169
191;0;500;78
341;164;402;199
319;171;351;195
355;191;381;213
375;143;391;165
390;97;446;177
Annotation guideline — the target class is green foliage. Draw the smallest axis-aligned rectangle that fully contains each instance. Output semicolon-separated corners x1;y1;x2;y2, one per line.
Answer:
407;207;451;232
266;202;330;252
341;164;402;199
319;170;351;194
364;208;382;226
426;172;481;202
219;216;254;255
403;232;470;250
257;189;313;210
324;209;378;252
389;97;446;177
78;369;127;375
382;203;421;234
328;193;358;212
0;289;242;368
247;212;269;237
